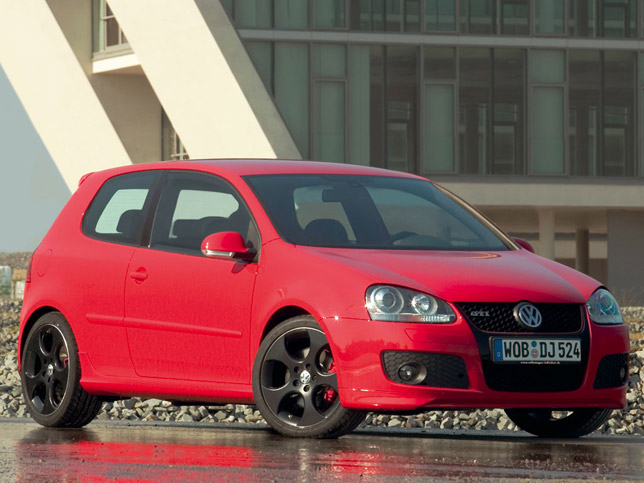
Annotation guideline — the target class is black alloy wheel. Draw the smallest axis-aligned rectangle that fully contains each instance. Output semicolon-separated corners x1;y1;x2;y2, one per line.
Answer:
21;312;102;427
504;408;613;438
252;316;366;438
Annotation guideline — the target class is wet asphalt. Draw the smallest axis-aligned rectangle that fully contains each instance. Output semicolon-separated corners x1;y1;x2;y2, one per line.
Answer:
0;419;643;482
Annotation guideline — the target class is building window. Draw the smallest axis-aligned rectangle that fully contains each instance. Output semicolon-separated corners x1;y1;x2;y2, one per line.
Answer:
275;0;309;29
425;0;457;31
459;0;495;34
314;0;347;29
499;0;530;35
423;48;456;173
349;0;386;30
386;46;419;172
459;48;491;174
492;49;526;174
162;112;189;161
236;0;273;28
530;50;566;174
568;0;597;36
93;0;128;53
600;0;636;38
275;43;310;157
603;51;635;175
349;45;385;166
534;0;566;34
569;50;600;175
312;45;347;162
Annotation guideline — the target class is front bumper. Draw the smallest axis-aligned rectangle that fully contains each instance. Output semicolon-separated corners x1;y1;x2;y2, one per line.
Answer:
323;314;629;412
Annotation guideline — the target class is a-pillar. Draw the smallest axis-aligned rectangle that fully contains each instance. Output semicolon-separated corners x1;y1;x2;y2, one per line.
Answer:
575;228;590;274
538;208;555;259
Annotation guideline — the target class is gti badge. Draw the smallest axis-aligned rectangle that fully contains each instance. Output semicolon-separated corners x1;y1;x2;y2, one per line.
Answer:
513;302;542;329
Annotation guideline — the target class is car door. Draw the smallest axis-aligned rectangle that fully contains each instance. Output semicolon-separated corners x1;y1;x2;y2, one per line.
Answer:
124;171;259;383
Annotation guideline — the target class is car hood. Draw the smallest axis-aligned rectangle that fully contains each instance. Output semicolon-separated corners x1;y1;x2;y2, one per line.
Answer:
297;247;600;304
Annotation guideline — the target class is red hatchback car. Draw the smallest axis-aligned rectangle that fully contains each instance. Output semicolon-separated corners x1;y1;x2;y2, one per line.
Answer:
19;160;629;438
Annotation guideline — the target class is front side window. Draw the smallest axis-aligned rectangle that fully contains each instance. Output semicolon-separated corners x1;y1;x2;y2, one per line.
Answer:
245;174;510;251
150;172;258;255
82;171;159;245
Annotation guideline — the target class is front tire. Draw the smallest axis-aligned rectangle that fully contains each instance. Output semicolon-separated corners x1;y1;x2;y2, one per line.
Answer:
252;316;366;438
504;408;612;438
20;312;102;427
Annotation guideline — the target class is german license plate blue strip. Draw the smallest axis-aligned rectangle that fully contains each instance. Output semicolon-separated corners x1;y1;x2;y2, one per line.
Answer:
492;338;581;363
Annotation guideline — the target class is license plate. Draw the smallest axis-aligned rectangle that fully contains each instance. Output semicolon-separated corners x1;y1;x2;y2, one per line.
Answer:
492;338;581;363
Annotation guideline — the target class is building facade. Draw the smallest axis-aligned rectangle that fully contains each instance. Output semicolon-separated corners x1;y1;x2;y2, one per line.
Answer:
1;0;644;302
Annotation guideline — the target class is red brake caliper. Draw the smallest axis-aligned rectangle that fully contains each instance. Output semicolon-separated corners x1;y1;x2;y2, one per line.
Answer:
323;361;337;403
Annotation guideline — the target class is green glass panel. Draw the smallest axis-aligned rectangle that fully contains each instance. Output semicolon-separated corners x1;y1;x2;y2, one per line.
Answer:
275;43;310;157
245;42;273;91
275;0;309;29
531;87;565;174
314;0;346;28
349;45;385;167
535;0;565;34
424;84;454;172
424;47;456;80
425;0;456;31
236;0;272;28
530;50;565;83
350;0;385;30
459;0;494;34
312;44;346;78
314;82;346;162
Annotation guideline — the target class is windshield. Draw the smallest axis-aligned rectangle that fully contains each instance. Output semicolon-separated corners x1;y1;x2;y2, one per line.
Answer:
244;174;510;251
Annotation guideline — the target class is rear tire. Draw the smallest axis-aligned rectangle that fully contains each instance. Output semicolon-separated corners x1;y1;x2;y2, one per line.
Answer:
20;312;102;427
504;408;612;438
252;316;366;438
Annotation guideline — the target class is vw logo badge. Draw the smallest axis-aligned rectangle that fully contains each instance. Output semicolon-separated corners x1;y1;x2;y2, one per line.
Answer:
513;302;542;329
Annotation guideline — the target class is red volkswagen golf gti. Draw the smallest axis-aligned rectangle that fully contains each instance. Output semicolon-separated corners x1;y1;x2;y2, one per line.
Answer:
19;160;629;438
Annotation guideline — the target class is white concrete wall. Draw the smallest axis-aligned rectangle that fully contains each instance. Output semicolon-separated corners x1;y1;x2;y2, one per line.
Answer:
47;0;162;164
106;0;300;160
0;0;131;193
0;65;70;252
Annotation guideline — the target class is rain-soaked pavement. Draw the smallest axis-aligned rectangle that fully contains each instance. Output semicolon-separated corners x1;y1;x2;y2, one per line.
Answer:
0;419;643;482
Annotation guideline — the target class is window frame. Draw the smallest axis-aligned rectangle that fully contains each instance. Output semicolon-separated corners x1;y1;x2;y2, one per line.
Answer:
81;171;163;247
147;171;262;259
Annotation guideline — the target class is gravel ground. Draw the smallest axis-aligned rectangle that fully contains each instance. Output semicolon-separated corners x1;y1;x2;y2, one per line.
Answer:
1;299;643;436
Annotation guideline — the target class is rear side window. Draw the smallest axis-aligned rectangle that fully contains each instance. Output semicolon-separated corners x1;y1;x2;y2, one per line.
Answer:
82;171;159;245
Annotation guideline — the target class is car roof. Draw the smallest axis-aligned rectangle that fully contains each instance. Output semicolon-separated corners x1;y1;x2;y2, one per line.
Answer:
88;159;424;183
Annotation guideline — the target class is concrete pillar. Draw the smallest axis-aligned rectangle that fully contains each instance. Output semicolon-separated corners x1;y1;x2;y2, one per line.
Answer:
607;211;644;305
575;228;590;274
538;208;555;259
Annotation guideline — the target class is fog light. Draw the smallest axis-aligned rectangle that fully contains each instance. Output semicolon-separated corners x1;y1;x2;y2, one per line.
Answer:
398;364;417;381
619;365;628;383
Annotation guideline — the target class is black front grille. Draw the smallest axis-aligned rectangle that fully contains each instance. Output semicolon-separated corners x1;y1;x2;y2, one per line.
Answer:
382;351;469;389
456;303;584;333
594;353;629;389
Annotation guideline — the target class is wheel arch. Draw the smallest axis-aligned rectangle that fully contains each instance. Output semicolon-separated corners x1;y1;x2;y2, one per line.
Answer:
260;305;312;343
19;306;62;363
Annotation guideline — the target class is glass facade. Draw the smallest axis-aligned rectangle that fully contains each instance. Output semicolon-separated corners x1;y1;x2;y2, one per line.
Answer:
231;1;644;179
226;0;643;37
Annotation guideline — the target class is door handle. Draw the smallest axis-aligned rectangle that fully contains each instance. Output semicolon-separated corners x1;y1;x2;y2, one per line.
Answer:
129;268;148;282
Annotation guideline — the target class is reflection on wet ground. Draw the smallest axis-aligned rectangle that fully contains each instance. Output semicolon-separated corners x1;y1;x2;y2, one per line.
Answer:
1;420;643;481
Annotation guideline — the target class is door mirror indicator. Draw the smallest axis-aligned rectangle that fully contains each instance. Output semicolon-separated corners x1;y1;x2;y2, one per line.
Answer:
201;232;255;261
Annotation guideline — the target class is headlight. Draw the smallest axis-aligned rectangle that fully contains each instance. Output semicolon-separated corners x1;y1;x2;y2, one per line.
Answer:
586;288;623;325
365;285;456;323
